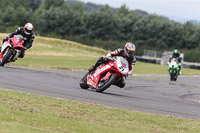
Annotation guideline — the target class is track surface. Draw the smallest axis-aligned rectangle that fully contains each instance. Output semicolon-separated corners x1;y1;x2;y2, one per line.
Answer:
1;66;200;119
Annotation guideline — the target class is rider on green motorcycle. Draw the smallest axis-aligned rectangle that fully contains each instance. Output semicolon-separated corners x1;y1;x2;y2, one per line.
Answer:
169;49;182;74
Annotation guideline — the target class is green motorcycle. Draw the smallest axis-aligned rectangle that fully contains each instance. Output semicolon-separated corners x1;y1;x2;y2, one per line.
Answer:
168;58;180;81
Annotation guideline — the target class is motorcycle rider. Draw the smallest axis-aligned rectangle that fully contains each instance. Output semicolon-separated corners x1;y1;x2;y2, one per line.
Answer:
169;49;182;74
88;42;136;88
1;23;35;58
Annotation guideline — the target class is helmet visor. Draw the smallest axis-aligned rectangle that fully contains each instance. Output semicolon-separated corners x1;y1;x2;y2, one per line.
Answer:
127;50;134;57
125;47;134;57
173;53;178;57
24;28;32;35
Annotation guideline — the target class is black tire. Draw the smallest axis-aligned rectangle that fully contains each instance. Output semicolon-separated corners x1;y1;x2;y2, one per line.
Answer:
173;70;178;81
170;73;178;81
114;78;125;88
0;48;13;66
96;74;117;93
79;72;89;89
170;75;173;81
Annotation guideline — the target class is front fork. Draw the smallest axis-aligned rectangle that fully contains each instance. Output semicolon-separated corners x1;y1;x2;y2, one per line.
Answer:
1;47;15;62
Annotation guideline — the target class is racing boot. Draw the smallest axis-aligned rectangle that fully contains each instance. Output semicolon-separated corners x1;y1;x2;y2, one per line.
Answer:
88;65;96;73
88;57;106;73
179;71;182;75
88;62;101;73
88;62;102;73
114;78;125;88
178;66;182;75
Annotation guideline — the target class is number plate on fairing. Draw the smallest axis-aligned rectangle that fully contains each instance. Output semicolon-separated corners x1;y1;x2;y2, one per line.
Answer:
116;57;129;75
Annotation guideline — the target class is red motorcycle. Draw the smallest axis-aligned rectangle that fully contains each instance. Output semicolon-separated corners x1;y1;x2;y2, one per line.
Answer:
0;35;24;66
80;56;129;92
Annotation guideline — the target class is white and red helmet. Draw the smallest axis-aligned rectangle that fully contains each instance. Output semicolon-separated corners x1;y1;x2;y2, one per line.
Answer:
24;23;33;35
124;42;136;57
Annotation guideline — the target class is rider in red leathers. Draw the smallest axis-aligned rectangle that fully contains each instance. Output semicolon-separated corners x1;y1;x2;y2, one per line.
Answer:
88;42;136;88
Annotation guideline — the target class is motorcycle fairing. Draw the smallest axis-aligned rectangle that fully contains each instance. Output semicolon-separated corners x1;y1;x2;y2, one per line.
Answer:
0;35;24;62
87;64;114;88
103;72;117;81
116;57;129;75
168;58;180;81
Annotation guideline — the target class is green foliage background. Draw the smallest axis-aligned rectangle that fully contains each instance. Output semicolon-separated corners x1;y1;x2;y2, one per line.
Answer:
0;0;200;62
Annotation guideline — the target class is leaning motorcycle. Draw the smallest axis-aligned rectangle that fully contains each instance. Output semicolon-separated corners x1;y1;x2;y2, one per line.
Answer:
168;58;180;81
79;56;129;92
0;35;24;66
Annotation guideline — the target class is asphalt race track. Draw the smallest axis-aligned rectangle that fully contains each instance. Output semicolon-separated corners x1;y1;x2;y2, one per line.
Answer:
1;66;200;120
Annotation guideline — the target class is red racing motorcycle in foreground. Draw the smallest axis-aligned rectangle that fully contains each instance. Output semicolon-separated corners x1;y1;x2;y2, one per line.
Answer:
80;56;129;92
0;35;24;66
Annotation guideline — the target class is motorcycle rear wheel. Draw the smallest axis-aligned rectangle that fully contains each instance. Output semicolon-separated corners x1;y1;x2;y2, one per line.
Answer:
0;48;13;66
96;74;117;93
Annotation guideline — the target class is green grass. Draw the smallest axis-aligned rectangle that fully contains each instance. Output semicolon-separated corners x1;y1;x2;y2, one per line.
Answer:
8;55;97;70
1;88;200;133
1;33;200;75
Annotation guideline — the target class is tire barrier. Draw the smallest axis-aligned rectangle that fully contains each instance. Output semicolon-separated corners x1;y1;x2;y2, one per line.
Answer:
135;56;200;70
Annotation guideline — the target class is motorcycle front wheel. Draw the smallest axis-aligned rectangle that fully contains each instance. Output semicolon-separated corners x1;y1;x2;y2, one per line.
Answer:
170;74;173;81
96;74;117;93
79;72;89;89
0;48;13;66
170;74;178;81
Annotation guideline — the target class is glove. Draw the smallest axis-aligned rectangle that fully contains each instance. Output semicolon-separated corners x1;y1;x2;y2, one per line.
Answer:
133;57;137;63
2;37;9;43
2;39;6;44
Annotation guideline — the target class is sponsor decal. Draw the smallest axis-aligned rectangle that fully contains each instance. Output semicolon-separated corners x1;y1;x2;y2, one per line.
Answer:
87;78;95;87
94;65;110;77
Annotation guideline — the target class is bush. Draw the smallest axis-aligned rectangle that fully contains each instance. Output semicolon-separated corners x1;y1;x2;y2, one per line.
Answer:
183;48;200;62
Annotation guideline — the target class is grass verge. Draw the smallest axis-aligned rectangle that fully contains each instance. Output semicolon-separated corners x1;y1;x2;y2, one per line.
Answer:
1;88;200;133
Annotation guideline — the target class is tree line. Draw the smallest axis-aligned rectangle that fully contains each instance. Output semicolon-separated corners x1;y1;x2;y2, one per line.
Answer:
0;0;200;62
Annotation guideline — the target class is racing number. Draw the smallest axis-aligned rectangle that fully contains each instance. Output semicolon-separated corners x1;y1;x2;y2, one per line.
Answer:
119;66;124;71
